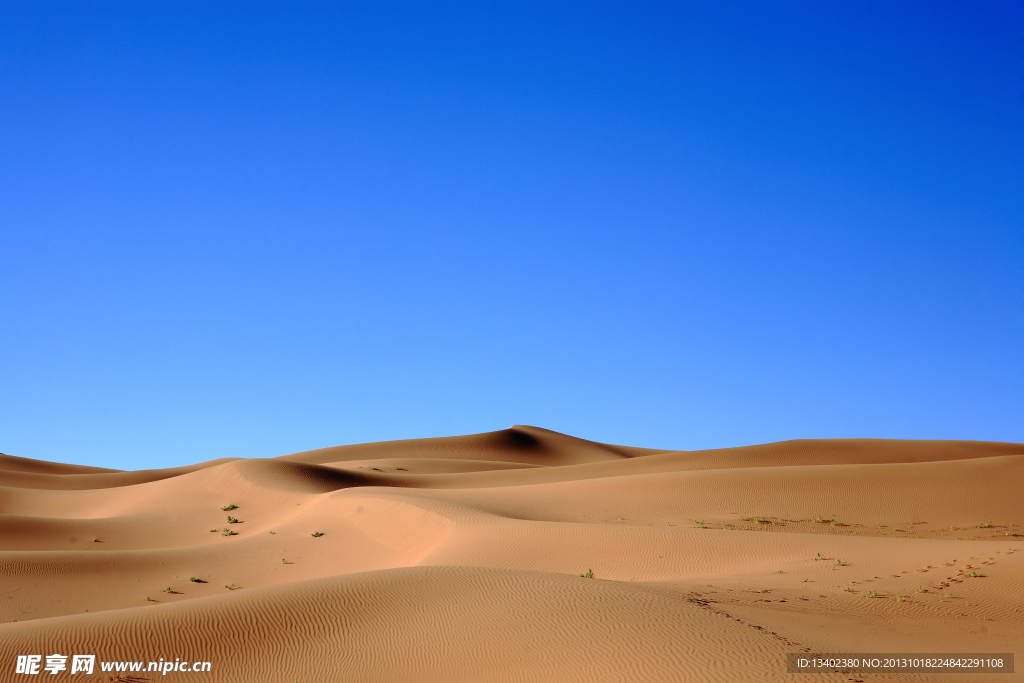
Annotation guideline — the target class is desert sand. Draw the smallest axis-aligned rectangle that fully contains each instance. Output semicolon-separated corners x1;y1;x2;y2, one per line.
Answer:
1;426;1021;682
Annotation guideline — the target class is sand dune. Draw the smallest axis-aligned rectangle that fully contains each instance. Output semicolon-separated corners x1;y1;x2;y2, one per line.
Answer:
1;427;1020;681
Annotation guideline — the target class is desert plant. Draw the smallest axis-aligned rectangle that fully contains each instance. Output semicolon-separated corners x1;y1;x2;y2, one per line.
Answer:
189;576;202;583
370;467;382;471
580;568;594;578
979;521;992;528
281;558;289;564
969;570;982;578
814;552;824;561
224;584;237;590
227;516;239;524
221;504;238;511
844;587;854;592
395;467;407;471
221;528;237;536
835;559;847;567
164;587;173;594
915;586;925;593
896;591;906;602
311;531;325;537
867;590;877;598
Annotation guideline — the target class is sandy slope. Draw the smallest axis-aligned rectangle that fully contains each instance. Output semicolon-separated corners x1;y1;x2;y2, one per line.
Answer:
0;426;1020;682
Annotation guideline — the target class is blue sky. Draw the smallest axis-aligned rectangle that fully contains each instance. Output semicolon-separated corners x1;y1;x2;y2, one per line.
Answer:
2;2;1021;470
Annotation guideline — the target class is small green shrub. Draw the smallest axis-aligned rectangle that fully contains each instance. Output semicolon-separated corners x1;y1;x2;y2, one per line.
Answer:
227;516;239;524
866;590;877;598
189;576;202;583
311;531;325;537
814;552;824;561
979;521;992;528
579;568;594;578
221;528;237;536
164;587;173;594
395;467;407;471
844;587;854;592
221;504;238;511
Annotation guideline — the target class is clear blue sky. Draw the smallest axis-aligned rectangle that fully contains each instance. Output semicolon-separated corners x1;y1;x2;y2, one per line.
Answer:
2;2;1021;470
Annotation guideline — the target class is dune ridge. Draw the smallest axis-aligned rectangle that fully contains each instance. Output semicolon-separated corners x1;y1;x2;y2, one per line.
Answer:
1;427;1020;682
